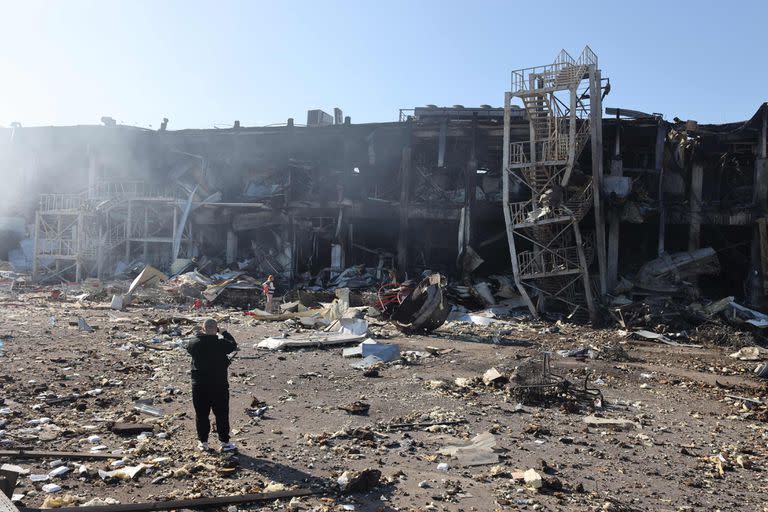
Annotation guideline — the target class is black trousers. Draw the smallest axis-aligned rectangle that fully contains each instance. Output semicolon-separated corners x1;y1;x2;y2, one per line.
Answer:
192;384;230;443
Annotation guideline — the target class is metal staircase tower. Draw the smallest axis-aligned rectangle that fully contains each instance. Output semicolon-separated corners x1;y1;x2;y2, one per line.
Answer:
502;47;606;321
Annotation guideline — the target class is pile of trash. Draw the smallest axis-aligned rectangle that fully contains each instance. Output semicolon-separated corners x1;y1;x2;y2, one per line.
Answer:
377;273;451;333
103;265;264;310
252;273;454;353
446;275;524;311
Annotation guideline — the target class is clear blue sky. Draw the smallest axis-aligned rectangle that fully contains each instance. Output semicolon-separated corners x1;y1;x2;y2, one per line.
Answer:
1;0;766;128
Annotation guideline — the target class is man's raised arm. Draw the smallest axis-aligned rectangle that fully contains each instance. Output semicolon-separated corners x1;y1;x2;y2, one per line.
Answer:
220;330;238;353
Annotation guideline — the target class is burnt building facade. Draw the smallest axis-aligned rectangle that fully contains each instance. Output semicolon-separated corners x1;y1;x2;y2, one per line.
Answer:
0;51;766;315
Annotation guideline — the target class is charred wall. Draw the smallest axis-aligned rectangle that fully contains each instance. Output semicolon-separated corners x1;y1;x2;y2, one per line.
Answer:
1;103;766;302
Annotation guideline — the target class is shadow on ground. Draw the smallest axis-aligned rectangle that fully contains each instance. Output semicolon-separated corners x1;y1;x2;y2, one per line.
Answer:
234;452;398;511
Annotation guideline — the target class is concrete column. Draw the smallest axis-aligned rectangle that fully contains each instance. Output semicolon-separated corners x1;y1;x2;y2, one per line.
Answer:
282;218;295;285
749;158;768;303
688;162;704;251
87;147;97;199
607;119;623;291
747;109;767;304
226;229;238;264
755;158;768;211
461;114;478;277
397;124;413;272
655;123;667;255
437;118;447;168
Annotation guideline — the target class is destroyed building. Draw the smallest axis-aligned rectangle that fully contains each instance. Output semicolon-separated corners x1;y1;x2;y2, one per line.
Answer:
0;47;766;319
2;46;768;512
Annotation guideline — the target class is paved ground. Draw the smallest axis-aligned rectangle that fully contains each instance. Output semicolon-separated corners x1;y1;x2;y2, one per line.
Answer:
1;295;767;511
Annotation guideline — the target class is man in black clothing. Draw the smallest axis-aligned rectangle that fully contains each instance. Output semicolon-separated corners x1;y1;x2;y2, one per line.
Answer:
186;318;238;452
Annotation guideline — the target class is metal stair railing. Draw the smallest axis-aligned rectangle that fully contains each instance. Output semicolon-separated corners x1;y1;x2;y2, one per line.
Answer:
90;182;183;201
517;246;582;279
39;193;86;213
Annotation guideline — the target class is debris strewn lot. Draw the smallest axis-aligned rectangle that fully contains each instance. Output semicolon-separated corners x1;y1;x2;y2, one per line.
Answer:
1;291;767;511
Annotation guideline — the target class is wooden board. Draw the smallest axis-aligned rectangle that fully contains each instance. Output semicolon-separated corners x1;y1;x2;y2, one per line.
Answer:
0;490;20;512
110;423;155;436
19;488;317;512
0;450;116;461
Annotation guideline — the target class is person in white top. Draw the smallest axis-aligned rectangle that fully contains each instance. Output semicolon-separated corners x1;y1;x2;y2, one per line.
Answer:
262;275;275;313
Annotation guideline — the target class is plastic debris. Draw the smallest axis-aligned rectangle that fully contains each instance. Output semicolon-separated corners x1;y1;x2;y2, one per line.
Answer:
78;317;94;332
48;466;71;478
482;368;505;386
134;400;164;417
439;432;499;466
523;468;543;489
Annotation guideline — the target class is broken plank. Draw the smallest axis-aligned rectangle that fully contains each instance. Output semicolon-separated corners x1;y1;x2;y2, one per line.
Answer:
724;394;764;405
44;395;81;406
137;342;173;352
385;419;468;431
0;450;116;461
0;490;20;512
110;423;155;436
18;488;318;512
631;330;703;348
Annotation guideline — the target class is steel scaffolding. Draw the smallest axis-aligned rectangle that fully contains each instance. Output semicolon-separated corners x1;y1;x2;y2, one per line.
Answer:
502;47;606;321
32;182;192;283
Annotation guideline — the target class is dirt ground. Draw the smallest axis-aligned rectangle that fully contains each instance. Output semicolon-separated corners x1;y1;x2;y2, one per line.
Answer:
1;294;768;512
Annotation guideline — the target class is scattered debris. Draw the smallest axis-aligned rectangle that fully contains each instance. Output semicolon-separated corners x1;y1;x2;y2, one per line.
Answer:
631;330;702;348
582;415;641;431
127;265;168;296
0;450;115;461
338;401;370;416
439;432;500;466
636;248;720;293
342;339;400;362
337;469;381;493
77;317;94;333
482;368;505;386
523;468;543;490
257;332;366;351
729;346;768;361
379;274;450;333
21;489;320;512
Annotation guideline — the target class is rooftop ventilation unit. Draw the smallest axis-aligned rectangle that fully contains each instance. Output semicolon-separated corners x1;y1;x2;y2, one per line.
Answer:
307;109;333;128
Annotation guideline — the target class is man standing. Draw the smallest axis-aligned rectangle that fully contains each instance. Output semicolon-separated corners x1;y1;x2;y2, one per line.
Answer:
186;318;238;452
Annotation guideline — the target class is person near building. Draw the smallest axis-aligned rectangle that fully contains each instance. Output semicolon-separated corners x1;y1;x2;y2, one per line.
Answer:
185;318;238;452
262;275;275;313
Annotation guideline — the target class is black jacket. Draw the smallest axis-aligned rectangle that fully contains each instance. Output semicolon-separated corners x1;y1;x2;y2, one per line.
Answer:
186;331;238;387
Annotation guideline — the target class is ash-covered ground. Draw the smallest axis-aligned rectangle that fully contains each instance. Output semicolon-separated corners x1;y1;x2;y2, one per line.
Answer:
1;294;767;511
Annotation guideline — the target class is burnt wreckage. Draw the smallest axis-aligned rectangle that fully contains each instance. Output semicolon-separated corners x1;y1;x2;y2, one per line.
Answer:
1;47;767;323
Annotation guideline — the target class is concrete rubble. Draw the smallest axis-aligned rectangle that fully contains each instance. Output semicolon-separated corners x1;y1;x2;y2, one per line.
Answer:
0;277;766;510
